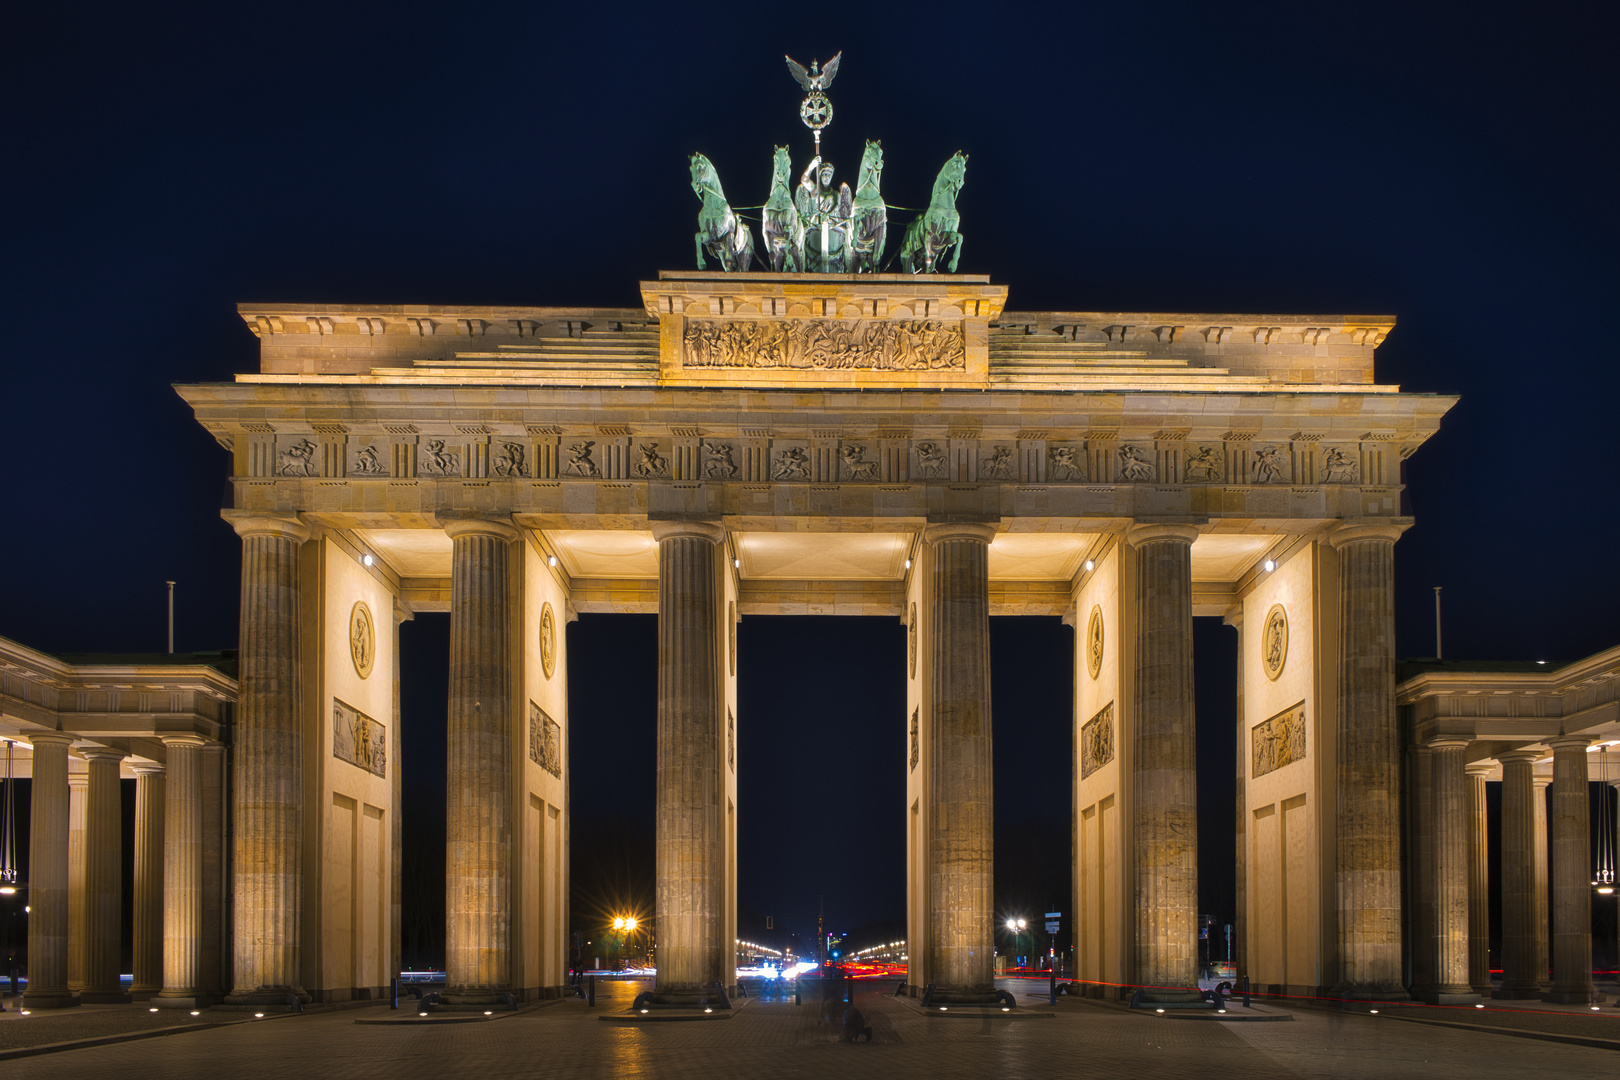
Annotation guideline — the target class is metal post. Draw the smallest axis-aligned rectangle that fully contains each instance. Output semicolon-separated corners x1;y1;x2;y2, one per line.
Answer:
1434;586;1442;660
1241;974;1250;1008
390;977;399;1010
1049;932;1058;1005
166;580;176;654
587;974;595;1008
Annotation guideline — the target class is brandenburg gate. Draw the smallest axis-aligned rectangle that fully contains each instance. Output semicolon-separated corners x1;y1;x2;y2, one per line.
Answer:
170;270;1455;1006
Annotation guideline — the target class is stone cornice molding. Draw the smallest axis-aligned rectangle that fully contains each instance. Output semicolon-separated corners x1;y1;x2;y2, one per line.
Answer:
223;511;311;544
1125;522;1200;547
923;521;998;546
1327;521;1408;548
436;514;519;543
649;520;725;544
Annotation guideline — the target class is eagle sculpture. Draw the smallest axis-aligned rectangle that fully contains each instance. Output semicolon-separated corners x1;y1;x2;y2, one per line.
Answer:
785;51;841;92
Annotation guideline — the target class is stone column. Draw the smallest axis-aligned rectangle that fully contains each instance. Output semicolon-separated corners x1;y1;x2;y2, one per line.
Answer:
24;733;76;1008
1532;773;1552;989
1496;750;1540;998
200;742;226;1000
1465;763;1492;995
924;521;999;1004
80;749;128;1003
651;520;726;1005
1426;740;1477;1003
1545;735;1593;1003
66;769;87;994
131;763;165;998
441;516;518;1006
1327;523;1405;997
1227;608;1246;983
1128;523;1199;993
1407;745;1434;997
155;736;208;1008
391;601;408;991
224;512;311;1006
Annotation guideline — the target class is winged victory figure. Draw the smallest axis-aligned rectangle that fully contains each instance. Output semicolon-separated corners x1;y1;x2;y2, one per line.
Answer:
785;51;841;92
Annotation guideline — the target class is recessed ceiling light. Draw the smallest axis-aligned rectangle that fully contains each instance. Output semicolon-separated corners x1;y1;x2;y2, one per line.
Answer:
548;555;558;568
1084;559;1094;572
361;553;373;567
1263;559;1276;572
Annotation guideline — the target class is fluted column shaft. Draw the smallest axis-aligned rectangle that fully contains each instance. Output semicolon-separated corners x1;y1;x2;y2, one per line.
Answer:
1532;775;1551;988
131;765;165;997
200;744;226;999
81;750;127;1002
1427;740;1476;1001
1408;747;1434;995
652;521;725;1000
441;518;518;1003
225;513;310;1004
24;734;76;1008
1466;764;1491;995
1130;524;1199;990
1496;751;1541;997
925;522;997;1002
156;736;207;1006
66;771;87;993
1546;736;1593;1002
1329;524;1404;996
1228;609;1247;982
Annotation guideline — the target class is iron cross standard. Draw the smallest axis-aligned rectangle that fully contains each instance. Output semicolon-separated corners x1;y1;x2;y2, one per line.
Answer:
785;51;841;153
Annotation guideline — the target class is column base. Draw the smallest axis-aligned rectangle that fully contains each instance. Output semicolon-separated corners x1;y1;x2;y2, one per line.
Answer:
438;988;517;1010
223;987;312;1009
128;984;163;1001
79;990;133;1004
153;993;216;1009
21;991;80;1009
1494;984;1544;1000
1423;989;1480;1005
646;983;732;1009
923;985;1006;1007
1542;988;1597;1005
1329;985;1411;1002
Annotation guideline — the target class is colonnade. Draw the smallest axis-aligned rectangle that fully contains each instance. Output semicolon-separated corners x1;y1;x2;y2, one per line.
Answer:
24;735;226;1009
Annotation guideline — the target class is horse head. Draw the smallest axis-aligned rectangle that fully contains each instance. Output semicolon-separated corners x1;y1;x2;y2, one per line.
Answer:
935;152;968;200
771;146;793;192
690;153;722;201
859;140;884;191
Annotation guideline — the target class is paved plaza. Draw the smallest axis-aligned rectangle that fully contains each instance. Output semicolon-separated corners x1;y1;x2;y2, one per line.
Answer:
3;979;1616;1079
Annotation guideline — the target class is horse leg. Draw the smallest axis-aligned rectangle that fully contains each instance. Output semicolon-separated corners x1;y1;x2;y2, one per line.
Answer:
948;232;963;273
694;232;708;270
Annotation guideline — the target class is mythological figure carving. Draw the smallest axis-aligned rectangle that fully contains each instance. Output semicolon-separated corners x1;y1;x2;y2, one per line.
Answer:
1184;445;1223;482
762;146;806;272
279;438;318;476
1320;447;1358;483
727;709;736;772
796;154;851;273
908;708;920;772
683;318;964;371
1251;703;1307;778
1086;605;1104;680
848;140;888;273
772;446;810;480
1080;702;1114;779
420;439;460;477
840;444;879;480
689;152;755;272
704;442;738;479
1048;445;1085;481
915;442;948;478
333;699;386;778
529;702;563;779
539;602;557;680
493;442;527;477
636;443;669;478
899;152;967;274
1253;445;1284;483
1117;445;1155;482
564;441;599;477
1262;604;1288;682
349;601;375;679
982;445;1015;480
351;445;386;475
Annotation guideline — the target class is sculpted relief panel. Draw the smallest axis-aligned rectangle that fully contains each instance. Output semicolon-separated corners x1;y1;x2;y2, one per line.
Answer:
529;702;563;779
333;699;386;778
1251;703;1306;778
1080;701;1114;779
682;319;965;371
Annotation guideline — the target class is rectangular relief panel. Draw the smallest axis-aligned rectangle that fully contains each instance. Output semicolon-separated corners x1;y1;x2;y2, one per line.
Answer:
1251;702;1306;779
333;699;386;778
1081;701;1115;779
528;702;563;779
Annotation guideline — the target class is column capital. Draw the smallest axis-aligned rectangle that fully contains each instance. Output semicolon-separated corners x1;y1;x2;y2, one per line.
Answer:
650;519;725;544
1532;772;1554;789
1496;749;1541;766
923;521;997;546
1426;737;1471;752
223;511;311;544
160;735;210;750
78;747;125;764
130;761;166;776
1546;734;1593;753
437;514;519;542
1125;522;1200;547
27;732;75;750
1464;761;1496;778
1326;521;1407;549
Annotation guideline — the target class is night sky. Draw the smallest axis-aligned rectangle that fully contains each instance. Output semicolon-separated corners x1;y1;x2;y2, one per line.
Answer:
4;2;1617;961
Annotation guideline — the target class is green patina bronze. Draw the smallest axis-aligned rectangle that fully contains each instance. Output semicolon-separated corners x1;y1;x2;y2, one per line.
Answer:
689;153;755;273
848;140;887;274
898;152;967;275
762;146;806;273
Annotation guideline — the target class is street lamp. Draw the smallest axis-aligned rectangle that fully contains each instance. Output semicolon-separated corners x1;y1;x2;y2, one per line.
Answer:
1005;917;1027;970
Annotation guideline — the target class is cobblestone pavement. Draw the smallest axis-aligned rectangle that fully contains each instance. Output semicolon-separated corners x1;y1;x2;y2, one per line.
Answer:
0;998;234;1052
2;980;1617;1079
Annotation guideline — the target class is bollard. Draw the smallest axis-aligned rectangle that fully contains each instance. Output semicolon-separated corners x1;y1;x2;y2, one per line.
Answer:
1241;974;1250;1009
795;981;801;1006
588;974;595;1008
1049;965;1057;1006
390;977;399;1010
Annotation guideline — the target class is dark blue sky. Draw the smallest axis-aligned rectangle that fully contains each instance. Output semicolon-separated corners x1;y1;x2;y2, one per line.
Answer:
3;1;1616;946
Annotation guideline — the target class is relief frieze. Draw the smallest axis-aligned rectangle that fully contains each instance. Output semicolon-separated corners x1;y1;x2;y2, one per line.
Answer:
1183;445;1224;482
1080;701;1114;779
333;698;386;778
682;318;966;371
528;702;563;779
1047;445;1085;481
1251;702;1306;778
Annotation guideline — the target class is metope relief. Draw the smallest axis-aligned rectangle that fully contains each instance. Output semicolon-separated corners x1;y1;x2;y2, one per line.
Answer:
1251;702;1306;778
1183;445;1224;482
682;318;965;371
909;707;920;772
1320;447;1358;483
529;702;563;779
1080;701;1114;780
1117;445;1155;482
349;601;375;679
772;445;810;480
492;442;528;477
419;440;461;477
279;438;318;476
351;444;387;476
1086;605;1104;680
539;601;557;680
981;445;1016;480
704;442;738;478
1252;445;1287;483
840;444;879;480
333;698;386;778
635;443;669;478
913;441;948;479
1047;445;1085;481
1262;604;1288;682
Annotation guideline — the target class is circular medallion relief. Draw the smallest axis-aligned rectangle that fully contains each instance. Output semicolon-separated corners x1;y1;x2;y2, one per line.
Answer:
728;601;737;676
1086;605;1104;680
1262;603;1289;682
349;601;375;680
539;601;557;680
908;603;918;680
